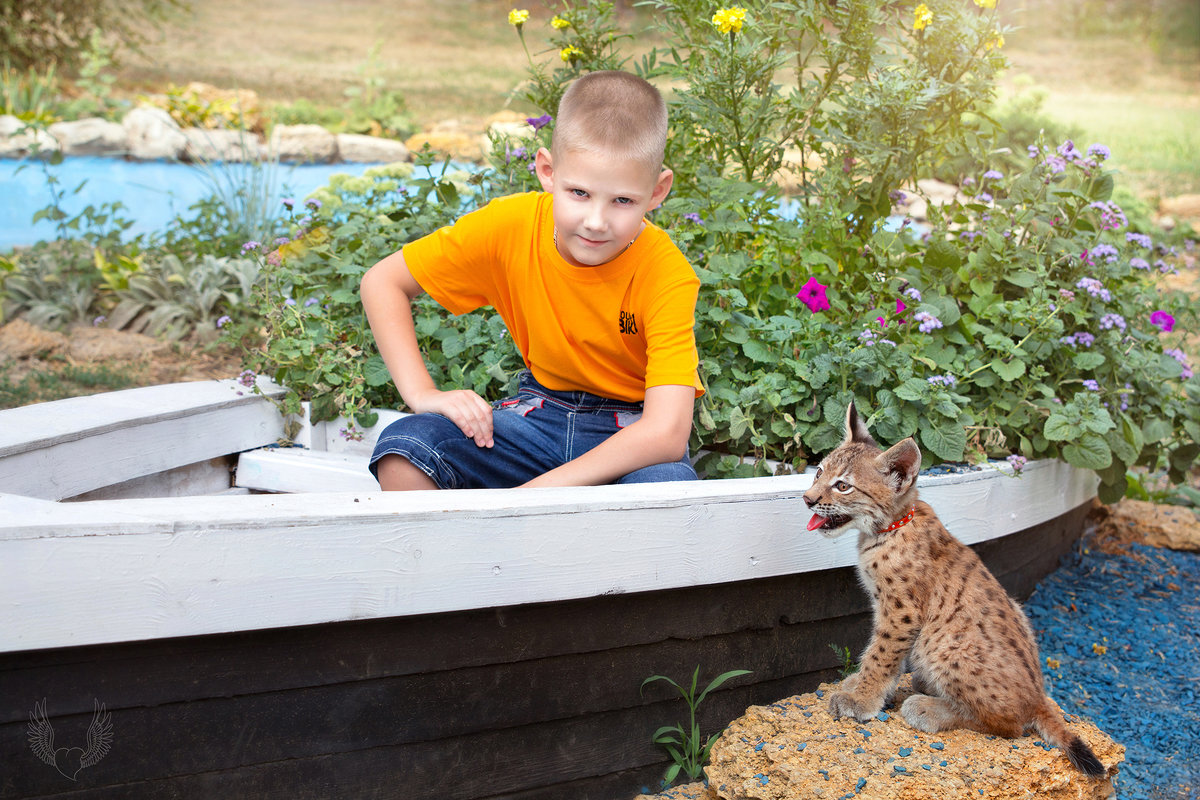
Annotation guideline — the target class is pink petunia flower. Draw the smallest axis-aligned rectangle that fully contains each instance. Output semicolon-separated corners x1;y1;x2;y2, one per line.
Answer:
1150;310;1175;332
796;277;830;313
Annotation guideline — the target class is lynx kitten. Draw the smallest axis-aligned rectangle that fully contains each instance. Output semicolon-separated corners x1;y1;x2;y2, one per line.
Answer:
801;402;1105;777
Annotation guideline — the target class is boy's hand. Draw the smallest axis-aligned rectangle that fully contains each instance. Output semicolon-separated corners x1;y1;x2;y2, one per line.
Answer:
410;388;495;448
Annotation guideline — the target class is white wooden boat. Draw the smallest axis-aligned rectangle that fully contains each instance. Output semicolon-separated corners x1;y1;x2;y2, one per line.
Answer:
0;379;1097;799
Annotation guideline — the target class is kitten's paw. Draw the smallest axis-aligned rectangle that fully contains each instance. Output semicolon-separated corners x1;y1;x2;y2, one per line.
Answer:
900;694;955;733
828;691;879;723
836;672;863;695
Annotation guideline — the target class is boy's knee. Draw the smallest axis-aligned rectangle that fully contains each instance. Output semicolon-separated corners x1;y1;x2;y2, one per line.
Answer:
617;459;698;484
375;454;439;491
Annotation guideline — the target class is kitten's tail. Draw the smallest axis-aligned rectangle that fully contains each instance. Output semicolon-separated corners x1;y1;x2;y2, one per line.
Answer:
1032;699;1106;778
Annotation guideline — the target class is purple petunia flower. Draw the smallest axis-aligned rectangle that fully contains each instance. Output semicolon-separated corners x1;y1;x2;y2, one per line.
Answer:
1150;310;1175;332
796;276;831;313
526;114;553;130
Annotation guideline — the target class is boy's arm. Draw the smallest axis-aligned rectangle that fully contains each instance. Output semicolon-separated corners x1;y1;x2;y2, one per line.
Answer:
360;250;495;448
519;383;695;488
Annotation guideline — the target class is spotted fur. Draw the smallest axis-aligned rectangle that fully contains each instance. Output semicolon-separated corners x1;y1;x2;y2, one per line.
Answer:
801;402;1106;778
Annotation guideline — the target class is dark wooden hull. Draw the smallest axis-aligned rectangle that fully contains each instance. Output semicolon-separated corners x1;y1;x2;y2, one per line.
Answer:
0;501;1089;800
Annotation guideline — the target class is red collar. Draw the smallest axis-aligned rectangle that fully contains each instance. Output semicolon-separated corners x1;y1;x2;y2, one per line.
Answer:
881;506;916;532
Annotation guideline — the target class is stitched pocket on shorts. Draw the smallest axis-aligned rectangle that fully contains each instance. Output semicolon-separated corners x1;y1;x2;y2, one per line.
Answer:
497;396;544;417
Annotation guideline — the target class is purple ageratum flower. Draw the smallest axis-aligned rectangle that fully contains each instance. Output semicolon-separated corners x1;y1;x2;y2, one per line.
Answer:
526;114;553;131
796;276;831;313
1057;140;1082;161
1027;144;1042;160
982;169;1004;181
242;240;261;253
1091;243;1119;263
93;315;106;327
1082;379;1100;391
238;369;257;387
305;198;322;210
1150;310;1175;332
284;297;297;306
978;192;993;203
1087;143;1111;161
1075;277;1112;302
889;189;907;202
273;237;290;247
216;315;232;328
683;213;703;224
1059;288;1076;301
282;198;295;209
927;374;957;387
1126;232;1153;249
1006;454;1027;473
904;287;922;301
1099;313;1126;331
914;311;943;333
1089;201;1127;231
1165;348;1194;379
304;297;320;308
1130;257;1151;271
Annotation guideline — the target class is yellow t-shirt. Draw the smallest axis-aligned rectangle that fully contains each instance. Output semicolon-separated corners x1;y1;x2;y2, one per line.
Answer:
403;192;704;403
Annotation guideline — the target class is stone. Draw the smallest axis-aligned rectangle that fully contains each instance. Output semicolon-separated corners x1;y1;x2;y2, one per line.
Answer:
335;133;410;164
47;118;127;157
406;119;487;162
0;114;60;158
0;319;69;361
892;179;970;221
269;123;337;163
639;678;1123;800
1159;194;1200;222
123;106;187;161
182;128;265;162
487;109;535;147
1095;498;1200;552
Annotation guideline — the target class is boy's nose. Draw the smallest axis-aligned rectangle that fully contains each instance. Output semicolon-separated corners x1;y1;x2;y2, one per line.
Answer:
583;203;607;231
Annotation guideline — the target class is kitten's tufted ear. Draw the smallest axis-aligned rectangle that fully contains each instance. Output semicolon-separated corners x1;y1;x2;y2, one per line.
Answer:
843;401;877;446
878;437;921;493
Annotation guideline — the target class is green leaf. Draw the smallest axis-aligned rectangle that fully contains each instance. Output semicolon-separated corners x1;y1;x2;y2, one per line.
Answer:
924;238;961;270
1002;271;1037;288
364;354;392;387
920;420;966;462
1044;414;1079;442
1062;432;1112;470
991;359;1026;381
742;340;774;362
1073;352;1106;370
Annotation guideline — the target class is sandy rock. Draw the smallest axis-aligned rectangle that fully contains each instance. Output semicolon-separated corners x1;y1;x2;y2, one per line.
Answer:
269;124;338;163
65;326;170;362
487;110;535;146
1159;194;1200;221
892;179;970;221
124;106;187;161
0;319;69;361
0;114;60;157
1097;498;1200;552
47;117;127;156
182;128;264;162
335;132;410;163
634;783;720;800
641;679;1123;800
773;148;825;193
406;119;487;162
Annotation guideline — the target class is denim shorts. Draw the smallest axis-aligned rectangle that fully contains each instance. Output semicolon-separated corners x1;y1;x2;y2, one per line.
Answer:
368;370;698;489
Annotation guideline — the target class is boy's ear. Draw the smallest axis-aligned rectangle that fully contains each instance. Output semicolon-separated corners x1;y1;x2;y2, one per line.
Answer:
650;168;673;210
534;147;555;192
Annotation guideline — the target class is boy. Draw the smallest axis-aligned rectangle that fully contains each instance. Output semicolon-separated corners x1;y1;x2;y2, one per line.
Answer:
361;70;703;491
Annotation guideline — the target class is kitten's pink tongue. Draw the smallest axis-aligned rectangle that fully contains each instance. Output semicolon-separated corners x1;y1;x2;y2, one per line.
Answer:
807;514;827;531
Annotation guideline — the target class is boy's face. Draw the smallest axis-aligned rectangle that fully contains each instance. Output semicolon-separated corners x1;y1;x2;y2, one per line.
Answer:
535;147;673;268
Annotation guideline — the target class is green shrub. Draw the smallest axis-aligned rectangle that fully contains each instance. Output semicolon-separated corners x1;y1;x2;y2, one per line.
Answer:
0;1;181;74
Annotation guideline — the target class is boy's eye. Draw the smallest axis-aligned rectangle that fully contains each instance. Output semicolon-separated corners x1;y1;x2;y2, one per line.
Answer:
570;189;588;198
614;197;634;205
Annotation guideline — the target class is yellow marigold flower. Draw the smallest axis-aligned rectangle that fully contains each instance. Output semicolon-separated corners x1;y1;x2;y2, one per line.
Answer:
985;32;1005;50
508;8;530;27
711;7;747;35
551;15;570;30
974;0;997;8
560;45;583;63
913;3;933;31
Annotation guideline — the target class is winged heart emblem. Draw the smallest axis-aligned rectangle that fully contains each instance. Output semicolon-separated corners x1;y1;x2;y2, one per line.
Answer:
28;698;113;781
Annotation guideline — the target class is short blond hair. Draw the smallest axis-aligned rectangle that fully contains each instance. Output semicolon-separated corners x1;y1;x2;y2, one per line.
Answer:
552;71;668;172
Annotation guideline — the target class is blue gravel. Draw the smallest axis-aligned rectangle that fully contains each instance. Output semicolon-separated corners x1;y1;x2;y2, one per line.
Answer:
1024;542;1200;800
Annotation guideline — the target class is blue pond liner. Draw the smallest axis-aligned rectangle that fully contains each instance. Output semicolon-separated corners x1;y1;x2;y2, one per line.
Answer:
1024;542;1200;799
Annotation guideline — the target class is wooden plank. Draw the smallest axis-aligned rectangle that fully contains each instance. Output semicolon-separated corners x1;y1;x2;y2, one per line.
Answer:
0;378;288;500
235;447;376;493
68;456;236;501
5;671;833;800
0;461;1097;652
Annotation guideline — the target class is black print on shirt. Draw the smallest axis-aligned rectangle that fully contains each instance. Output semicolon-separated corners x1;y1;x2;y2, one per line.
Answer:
619;310;639;335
